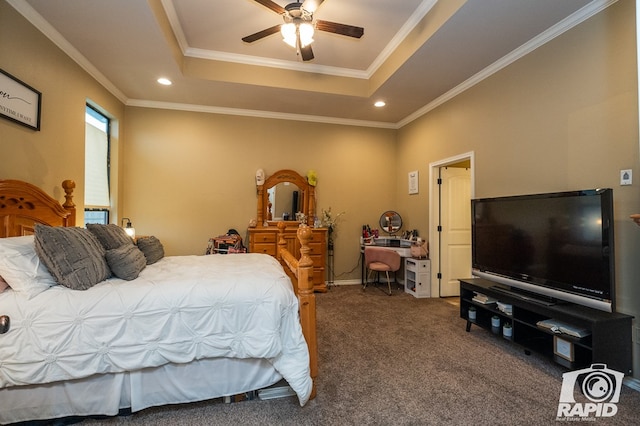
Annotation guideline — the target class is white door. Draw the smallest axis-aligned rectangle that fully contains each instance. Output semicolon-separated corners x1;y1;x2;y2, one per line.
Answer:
439;167;471;297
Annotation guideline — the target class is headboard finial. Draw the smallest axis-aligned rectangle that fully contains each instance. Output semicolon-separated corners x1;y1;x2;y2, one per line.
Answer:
62;180;76;208
61;180;76;226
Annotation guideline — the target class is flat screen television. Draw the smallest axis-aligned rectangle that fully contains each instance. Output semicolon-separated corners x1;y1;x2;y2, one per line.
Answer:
471;188;615;312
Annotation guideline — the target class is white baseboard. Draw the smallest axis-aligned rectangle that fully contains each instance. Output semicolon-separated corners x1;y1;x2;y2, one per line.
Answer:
325;279;361;286
326;279;407;286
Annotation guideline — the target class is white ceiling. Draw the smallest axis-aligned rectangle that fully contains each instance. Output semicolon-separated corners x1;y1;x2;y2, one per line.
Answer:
10;0;609;128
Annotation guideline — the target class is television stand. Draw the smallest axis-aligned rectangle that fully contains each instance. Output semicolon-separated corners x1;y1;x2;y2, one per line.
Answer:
490;285;557;306
459;278;632;374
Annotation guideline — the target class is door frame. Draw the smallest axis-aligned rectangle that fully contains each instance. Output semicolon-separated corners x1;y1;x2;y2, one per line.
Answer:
429;151;475;297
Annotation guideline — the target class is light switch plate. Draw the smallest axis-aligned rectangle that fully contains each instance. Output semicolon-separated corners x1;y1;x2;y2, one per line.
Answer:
621;169;633;185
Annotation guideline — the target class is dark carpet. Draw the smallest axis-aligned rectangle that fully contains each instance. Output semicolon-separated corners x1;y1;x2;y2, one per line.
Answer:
85;284;640;425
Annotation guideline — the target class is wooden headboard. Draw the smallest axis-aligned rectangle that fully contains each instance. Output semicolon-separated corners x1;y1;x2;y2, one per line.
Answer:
0;180;76;237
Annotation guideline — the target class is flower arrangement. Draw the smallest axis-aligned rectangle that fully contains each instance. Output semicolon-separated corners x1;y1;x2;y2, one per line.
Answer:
321;207;345;235
296;212;307;224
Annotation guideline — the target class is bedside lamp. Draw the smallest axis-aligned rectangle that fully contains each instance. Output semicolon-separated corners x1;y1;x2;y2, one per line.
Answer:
121;217;136;239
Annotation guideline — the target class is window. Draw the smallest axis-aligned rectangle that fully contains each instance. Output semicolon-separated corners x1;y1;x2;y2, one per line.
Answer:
85;105;110;225
84;209;109;225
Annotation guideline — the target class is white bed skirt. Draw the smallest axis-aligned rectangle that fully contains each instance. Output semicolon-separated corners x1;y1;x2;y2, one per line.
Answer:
0;357;282;424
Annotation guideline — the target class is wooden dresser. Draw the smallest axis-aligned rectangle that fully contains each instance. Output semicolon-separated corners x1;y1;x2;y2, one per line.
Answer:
251;169;327;292
248;226;327;292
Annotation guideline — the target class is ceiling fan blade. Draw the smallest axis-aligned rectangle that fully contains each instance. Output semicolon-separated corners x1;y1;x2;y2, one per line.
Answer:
302;0;324;13
316;20;364;38
242;25;282;43
252;0;286;15
300;44;314;61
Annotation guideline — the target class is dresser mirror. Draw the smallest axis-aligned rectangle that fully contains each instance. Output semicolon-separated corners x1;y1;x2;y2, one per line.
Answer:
256;169;315;227
267;183;303;221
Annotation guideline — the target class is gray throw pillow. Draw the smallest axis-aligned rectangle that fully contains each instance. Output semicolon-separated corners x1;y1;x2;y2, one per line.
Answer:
87;223;134;250
136;236;165;265
34;224;111;290
105;244;146;280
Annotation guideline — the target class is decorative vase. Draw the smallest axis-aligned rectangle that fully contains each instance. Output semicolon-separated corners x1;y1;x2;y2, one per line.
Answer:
468;307;476;322
503;323;513;340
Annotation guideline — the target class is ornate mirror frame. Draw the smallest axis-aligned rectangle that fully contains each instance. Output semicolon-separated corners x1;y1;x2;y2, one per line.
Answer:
256;169;315;227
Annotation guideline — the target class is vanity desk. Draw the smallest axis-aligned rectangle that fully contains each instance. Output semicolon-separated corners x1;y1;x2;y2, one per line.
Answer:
248;169;328;292
360;236;412;285
360;235;431;298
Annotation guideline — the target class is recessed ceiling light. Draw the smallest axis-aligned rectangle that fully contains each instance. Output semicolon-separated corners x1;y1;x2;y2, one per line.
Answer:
374;100;386;108
157;78;172;86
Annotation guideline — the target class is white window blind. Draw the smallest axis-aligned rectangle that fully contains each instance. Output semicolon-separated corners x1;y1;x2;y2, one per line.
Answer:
84;118;110;208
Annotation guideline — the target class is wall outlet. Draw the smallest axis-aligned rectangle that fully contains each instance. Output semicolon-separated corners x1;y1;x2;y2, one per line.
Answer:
620;169;632;185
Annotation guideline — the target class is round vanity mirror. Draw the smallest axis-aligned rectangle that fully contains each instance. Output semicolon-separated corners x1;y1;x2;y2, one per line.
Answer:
379;211;402;235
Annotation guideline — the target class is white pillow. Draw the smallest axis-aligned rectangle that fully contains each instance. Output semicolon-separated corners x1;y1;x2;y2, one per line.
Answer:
0;235;57;298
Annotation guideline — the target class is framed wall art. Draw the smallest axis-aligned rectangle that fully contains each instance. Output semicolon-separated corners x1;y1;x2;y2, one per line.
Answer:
0;68;41;131
408;170;419;194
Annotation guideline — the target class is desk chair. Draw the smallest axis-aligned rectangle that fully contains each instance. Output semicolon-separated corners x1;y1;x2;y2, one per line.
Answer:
363;246;402;295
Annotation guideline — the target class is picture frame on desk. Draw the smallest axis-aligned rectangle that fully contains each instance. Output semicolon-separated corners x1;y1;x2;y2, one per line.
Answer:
554;336;574;362
0;68;41;131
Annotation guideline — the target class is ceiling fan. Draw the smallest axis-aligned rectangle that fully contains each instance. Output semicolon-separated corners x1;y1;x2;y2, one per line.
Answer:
242;0;364;61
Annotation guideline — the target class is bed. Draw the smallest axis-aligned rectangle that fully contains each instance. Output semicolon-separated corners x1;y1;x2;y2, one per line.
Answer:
0;179;318;424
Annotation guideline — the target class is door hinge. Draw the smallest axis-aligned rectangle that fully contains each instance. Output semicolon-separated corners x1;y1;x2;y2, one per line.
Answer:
437;272;442;279
437;178;442;185
437;225;442;232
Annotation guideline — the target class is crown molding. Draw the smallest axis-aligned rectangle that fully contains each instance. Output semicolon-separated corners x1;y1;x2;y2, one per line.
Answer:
126;99;398;129
184;47;369;79
365;0;438;76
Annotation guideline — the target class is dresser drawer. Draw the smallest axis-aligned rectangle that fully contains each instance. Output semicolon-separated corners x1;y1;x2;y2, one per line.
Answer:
308;242;324;256
252;243;276;255
251;233;277;244
405;258;430;273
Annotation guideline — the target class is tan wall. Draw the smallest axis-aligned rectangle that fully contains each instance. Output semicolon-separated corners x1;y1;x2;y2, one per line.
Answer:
123;107;397;278
397;0;640;374
0;2;125;223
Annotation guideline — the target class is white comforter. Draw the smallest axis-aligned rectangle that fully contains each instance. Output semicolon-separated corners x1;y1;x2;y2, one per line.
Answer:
0;253;312;405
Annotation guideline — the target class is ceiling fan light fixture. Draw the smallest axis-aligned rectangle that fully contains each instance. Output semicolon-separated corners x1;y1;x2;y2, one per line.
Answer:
299;22;314;47
281;22;314;48
281;23;297;48
244;0;362;61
